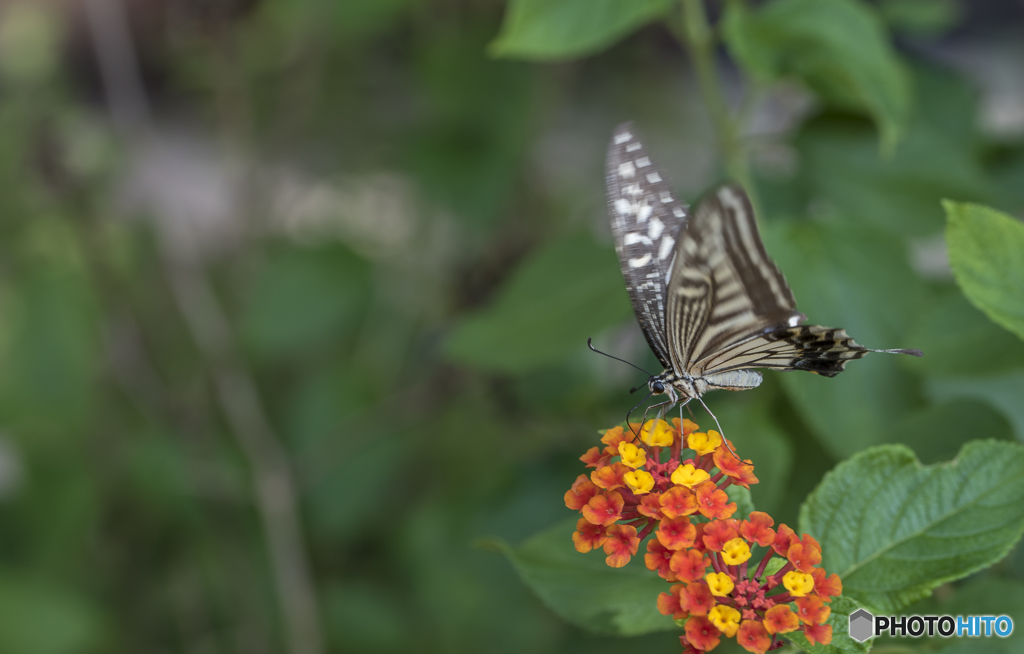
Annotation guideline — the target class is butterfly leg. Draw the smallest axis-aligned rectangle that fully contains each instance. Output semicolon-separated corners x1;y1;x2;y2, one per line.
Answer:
695;396;747;465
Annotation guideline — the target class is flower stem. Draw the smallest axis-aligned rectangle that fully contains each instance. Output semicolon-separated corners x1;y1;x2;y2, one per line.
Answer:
677;0;757;203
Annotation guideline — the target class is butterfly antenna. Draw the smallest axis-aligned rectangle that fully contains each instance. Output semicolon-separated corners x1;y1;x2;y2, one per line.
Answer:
696;396;752;468
587;338;654;377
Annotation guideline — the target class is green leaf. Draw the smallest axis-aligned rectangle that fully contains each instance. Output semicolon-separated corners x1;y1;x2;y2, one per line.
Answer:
786;595;869;654
944;200;1024;342
446;235;633;373
490;0;673;61
926;371;1024;442
722;0;909;150
799;441;1024;612
884;398;1013;465
726;484;756;521
485;518;670;636
763;220;930;459
879;0;961;38
909;290;1024;377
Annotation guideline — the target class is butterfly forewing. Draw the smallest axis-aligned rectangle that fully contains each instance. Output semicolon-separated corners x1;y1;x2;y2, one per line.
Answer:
606;123;690;369
665;184;803;371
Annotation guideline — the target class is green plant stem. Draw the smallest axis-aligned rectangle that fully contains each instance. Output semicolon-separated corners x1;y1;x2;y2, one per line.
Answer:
677;0;756;203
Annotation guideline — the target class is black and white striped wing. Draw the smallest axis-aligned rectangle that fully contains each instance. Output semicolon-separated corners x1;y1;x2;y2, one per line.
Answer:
664;184;804;372
606;123;690;369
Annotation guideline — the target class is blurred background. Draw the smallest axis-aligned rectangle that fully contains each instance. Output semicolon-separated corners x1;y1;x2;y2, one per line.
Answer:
0;0;1022;653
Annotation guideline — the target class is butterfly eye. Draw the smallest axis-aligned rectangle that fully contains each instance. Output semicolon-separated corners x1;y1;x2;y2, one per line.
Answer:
651;380;665;394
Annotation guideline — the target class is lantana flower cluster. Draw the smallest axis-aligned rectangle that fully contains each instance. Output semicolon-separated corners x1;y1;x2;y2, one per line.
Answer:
564;418;841;653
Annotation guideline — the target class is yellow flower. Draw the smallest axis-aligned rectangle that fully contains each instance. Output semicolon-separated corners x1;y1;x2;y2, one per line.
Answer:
705;571;735;597
708;604;741;637
783;570;815;597
617;442;647;469
687;430;722;455
721;538;752;565
640;419;674;447
670;463;711;488
623;470;654;495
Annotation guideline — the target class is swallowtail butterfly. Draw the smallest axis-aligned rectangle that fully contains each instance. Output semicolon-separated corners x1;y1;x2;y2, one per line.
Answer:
604;122;921;425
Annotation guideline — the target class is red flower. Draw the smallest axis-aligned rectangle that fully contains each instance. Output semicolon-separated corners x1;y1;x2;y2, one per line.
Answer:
679;580;716;616
581;491;624;527
571;518;607;553
603;524;639;568
794;595;830;626
657;516;697;550
736;620;771;653
694;481;736;519
660;486;699;518
645;538;678;581
803;622;832;646
671;549;709;583
702;518;739;552
564;475;600;511
810;568;842;602
739;512;775;547
684;615;721;651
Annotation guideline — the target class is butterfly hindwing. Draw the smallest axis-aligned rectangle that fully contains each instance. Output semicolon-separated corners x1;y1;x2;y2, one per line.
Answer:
664;184;803;371
695;324;872;378
606;123;690;369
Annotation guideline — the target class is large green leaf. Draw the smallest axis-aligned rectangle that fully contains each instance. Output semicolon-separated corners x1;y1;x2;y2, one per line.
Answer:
800;441;1024;612
446;235;632;373
786;595;869;654
490;0;673;61
722;0;909;150
763;220;930;459
944;201;1024;342
909;290;1024;377
484;518;670;636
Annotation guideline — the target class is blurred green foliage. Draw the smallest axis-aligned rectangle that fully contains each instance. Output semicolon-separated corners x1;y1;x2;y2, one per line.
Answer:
0;0;1021;653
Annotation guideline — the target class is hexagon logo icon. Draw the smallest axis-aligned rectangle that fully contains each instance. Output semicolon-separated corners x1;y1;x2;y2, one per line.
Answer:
849;608;874;643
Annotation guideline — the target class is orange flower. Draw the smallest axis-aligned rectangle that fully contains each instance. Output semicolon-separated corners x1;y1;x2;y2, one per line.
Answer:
684;615;721;651
645;538;678;581
787;534;822;573
591;462;628;490
673;417;700;439
679;581;716;616
802;622;832;646
736;620;771;653
657;584;688;620
771;524;798;556
581;491;623;526
564;475;600;511
600;426;630;452
762;604;799;635
579;446;610;468
739;512;775;547
811;568;842;602
794;595;831;626
602;524;639;568
694;481;736;519
701;519;739;552
571;518;607;553
660;486;699;518
657;516;697;550
637;492;665;520
713;446;759;488
670;549;709;583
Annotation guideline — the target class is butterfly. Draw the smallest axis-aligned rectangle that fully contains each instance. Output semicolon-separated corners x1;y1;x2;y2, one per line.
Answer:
602;122;922;431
